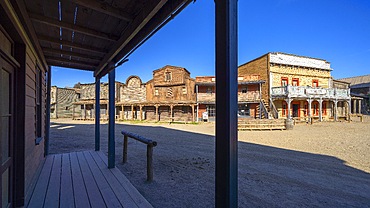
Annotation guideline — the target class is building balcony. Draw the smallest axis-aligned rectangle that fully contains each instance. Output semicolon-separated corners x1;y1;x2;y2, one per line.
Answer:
197;91;261;104
271;85;351;100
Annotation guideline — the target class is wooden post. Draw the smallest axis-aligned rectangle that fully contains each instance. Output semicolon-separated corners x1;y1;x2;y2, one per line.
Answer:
95;77;100;151
84;104;86;120
334;100;338;121
140;105;143;121
123;135;128;163
170;105;173;122
108;69;116;168
319;98;323;122
192;105;195;122
72;104;75;120
45;66;51;156
147;144;154;181
286;98;292;120
155;105;159;122
215;0;238;206
121;105;124;120
131;105;134;120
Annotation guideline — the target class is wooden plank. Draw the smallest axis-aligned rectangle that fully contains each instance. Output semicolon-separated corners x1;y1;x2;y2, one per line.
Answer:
96;151;153;208
83;151;122;207
76;151;106;208
90;151;138;208
70;0;132;21
60;154;74;208
69;152;90;208
44;154;62;207
27;155;54;207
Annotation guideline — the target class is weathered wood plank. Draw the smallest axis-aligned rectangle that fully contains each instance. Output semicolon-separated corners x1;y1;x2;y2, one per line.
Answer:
96;151;153;208
44;154;62;207
83;151;122;207
27;155;53;207
69;152;90;208
76;151;106;208
90;151;138;208
60;153;74;208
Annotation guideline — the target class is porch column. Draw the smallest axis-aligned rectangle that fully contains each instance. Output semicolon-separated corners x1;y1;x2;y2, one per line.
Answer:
192;105;195;122
108;69;116;168
155;105;159;122
170;105;173;122
196;85;199;122
286;98;292;120
140;105;143;121
358;99;362;114
334;100;338;122
307;98;312;123
121;105;124;120
72;104;75;120
319;98;323;122
45;66;51;155
215;0;238;207
131;105;134;120
95;77;100;151
353;99;357;114
84;104;86;120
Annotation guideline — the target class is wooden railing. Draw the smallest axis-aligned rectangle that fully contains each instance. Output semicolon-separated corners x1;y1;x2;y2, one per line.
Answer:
271;85;351;99
121;130;157;181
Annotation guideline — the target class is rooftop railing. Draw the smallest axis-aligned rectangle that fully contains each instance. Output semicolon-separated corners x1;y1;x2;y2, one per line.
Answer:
271;85;351;99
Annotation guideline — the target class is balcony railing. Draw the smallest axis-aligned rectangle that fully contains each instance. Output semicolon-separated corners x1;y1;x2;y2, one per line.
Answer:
197;91;261;103
271;85;351;99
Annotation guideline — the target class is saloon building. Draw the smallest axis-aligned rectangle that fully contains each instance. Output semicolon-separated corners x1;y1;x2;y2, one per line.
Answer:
239;52;351;122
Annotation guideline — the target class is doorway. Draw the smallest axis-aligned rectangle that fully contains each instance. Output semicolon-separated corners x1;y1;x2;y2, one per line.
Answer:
0;56;14;208
292;102;300;118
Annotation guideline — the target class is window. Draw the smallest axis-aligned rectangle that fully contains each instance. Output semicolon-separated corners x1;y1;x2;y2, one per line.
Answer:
312;80;319;87
241;87;247;93
36;67;42;140
207;87;213;94
282;101;287;116
154;88;159;96
206;105;216;117
281;77;288;86
313;102;319;116
165;72;172;81
292;78;299;86
182;87;187;95
166;88;173;97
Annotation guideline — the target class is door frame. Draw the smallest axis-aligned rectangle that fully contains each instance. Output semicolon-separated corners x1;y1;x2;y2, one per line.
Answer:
292;101;300;118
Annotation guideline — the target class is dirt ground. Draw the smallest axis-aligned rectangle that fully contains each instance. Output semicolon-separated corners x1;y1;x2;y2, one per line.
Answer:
50;116;370;207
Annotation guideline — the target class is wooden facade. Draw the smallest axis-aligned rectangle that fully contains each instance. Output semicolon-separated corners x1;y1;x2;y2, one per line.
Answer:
0;0;194;206
195;75;265;121
238;52;352;122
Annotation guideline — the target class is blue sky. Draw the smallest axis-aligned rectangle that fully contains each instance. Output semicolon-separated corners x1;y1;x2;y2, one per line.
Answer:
52;0;370;87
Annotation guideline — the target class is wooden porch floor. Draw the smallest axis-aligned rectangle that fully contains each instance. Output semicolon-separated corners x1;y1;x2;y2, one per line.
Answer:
27;151;152;208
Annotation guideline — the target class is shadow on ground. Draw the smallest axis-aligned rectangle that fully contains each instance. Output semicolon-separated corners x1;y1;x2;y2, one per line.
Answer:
50;122;370;207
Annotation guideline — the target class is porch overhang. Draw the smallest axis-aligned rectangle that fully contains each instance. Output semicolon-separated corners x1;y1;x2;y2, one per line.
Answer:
11;0;193;78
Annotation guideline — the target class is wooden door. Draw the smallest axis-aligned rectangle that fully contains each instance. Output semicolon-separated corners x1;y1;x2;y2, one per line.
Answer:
0;56;14;208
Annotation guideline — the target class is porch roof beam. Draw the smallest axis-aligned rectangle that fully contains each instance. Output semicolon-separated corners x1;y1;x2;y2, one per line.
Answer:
71;0;132;22
46;60;95;71
42;47;102;61
94;0;169;77
29;13;118;42
37;35;107;55
45;56;98;67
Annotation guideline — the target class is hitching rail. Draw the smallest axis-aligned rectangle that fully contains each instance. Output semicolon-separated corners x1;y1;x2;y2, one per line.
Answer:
121;130;157;181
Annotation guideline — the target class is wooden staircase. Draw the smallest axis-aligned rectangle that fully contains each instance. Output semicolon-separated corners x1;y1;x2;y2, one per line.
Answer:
256;99;270;119
238;119;286;131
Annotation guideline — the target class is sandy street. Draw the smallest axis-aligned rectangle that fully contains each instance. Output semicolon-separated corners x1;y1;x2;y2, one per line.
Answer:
50;117;370;207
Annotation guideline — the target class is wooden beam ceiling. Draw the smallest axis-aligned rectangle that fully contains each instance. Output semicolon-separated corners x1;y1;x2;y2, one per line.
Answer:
45;56;98;67
38;35;106;55
42;47;102;61
29;13;118;42
70;0;133;22
95;0;169;77
47;60;95;71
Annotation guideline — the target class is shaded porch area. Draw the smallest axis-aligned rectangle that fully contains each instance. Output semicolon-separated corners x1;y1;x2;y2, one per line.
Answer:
27;151;152;208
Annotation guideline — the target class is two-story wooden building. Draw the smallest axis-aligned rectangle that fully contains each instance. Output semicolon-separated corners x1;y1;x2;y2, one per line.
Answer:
239;52;351;121
195;75;265;121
